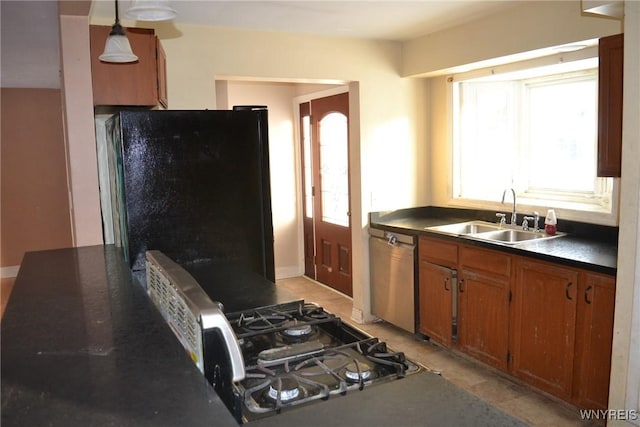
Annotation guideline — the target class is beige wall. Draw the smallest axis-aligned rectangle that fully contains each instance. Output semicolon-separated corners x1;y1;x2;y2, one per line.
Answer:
88;16;429;322
0;88;73;268
59;14;103;247
403;0;621;77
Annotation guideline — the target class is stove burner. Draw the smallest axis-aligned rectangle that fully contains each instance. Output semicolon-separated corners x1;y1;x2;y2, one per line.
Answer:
282;322;313;338
300;303;333;321
241;314;290;331
344;361;372;382
267;377;301;402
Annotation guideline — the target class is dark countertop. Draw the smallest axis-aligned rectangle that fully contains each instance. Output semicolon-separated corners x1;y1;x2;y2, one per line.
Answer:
1;245;238;427
370;206;618;275
1;245;526;427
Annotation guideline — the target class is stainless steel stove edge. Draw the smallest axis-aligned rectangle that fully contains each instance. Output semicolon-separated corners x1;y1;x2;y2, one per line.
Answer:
145;250;246;382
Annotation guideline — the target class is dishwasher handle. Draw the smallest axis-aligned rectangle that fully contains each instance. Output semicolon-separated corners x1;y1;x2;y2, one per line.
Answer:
370;228;415;247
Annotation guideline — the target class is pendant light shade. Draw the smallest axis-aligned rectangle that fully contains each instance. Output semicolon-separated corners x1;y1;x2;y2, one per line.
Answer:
100;0;138;63
126;0;177;21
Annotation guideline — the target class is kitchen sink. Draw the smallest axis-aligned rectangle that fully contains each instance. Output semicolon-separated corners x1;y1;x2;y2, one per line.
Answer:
425;221;502;235
425;220;565;245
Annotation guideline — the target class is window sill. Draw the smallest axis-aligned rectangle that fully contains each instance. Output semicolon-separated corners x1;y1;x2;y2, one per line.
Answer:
446;196;618;227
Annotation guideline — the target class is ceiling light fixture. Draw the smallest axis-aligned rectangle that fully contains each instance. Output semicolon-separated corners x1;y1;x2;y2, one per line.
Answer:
99;0;138;63
126;0;177;21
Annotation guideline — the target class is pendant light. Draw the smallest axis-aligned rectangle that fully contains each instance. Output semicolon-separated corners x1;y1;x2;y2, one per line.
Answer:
99;0;138;63
126;0;176;21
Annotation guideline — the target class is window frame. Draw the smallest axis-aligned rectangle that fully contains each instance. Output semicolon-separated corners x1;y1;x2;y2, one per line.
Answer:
446;49;619;226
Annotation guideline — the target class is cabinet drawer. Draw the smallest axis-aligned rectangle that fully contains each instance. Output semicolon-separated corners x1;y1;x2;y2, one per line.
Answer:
460;245;511;277
419;236;457;267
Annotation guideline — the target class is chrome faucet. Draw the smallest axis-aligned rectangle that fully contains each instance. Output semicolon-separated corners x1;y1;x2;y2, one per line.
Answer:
501;188;517;225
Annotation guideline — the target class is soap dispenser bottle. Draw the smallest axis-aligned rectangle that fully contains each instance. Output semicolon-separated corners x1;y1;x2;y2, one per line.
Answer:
545;209;557;235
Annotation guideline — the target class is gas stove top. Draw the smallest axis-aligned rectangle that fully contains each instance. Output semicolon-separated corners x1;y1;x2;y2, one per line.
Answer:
144;251;421;425
223;301;421;423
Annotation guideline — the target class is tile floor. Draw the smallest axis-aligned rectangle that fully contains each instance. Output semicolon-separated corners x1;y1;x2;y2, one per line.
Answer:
277;276;598;427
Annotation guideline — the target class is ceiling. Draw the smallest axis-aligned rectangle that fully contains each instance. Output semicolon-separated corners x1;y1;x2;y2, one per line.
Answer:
1;0;521;89
90;0;517;42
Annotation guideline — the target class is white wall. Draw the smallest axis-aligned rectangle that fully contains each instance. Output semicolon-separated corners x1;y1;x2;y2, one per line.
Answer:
156;25;429;323
412;0;623;226
223;81;301;279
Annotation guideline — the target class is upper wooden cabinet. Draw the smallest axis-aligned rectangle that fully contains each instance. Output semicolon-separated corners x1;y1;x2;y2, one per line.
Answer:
597;33;623;177
90;25;168;108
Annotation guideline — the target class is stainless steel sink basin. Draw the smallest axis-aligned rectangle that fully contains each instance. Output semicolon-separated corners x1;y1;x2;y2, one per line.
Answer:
425;221;501;235
425;220;565;245
473;229;559;244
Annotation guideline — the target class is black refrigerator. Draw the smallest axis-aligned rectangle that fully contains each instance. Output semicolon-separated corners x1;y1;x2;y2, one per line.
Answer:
105;108;275;282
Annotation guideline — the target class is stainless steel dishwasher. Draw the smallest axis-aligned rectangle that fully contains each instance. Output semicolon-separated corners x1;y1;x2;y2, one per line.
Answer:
369;228;416;333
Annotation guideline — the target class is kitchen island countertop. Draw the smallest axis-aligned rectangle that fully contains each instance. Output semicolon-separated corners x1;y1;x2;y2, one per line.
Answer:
1;245;525;427
370;206;617;275
1;245;239;427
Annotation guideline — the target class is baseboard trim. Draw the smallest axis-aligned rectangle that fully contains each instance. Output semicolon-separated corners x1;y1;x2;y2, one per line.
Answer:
275;266;303;280
1;265;20;279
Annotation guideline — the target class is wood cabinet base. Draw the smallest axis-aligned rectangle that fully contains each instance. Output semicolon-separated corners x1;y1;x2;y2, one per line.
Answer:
417;236;614;411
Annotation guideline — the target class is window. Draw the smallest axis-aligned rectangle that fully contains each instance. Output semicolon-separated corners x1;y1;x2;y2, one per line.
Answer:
451;56;614;217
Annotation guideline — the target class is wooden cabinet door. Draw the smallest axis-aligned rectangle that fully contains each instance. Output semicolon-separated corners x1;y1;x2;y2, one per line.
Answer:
574;272;615;410
511;258;579;400
90;25;159;106
597;33;623;177
458;245;511;370
419;260;454;347
458;269;510;370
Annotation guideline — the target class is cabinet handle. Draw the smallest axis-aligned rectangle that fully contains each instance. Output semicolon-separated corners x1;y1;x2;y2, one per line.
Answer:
565;282;573;300
585;285;593;304
459;279;465;293
444;277;450;291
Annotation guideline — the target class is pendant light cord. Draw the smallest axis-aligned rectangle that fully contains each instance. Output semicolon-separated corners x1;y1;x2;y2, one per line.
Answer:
109;0;126;36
